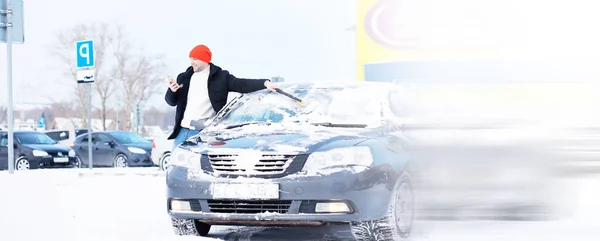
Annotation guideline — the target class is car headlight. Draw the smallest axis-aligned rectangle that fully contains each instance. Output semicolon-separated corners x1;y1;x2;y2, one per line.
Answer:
68;149;76;157
127;147;147;154
302;146;373;171
170;147;201;169
32;150;49;157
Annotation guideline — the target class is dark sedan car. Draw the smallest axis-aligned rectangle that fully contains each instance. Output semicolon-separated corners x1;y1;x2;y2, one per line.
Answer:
0;130;78;170
72;131;154;168
166;82;416;240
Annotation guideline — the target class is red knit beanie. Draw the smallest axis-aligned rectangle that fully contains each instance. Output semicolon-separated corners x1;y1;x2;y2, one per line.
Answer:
189;44;212;63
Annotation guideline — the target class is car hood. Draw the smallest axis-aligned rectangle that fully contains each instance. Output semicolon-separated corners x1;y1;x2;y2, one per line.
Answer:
23;144;71;152
191;124;378;154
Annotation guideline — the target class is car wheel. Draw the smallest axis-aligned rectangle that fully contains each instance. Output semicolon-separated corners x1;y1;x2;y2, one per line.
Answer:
350;173;414;241
171;218;211;236
74;156;82;168
15;157;30;170
114;154;128;168
159;152;171;171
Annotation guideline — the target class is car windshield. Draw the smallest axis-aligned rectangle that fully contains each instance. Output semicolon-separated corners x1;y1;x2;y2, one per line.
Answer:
211;84;385;128
110;132;149;144
15;132;57;145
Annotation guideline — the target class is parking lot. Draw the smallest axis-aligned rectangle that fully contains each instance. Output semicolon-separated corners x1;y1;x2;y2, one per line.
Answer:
0;167;598;241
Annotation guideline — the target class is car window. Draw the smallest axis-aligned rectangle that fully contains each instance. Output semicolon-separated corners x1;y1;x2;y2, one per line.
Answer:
0;133;7;147
95;134;113;145
78;136;93;144
212;86;386;127
14;132;56;145
326;87;383;125
45;130;70;141
109;132;148;144
75;129;88;136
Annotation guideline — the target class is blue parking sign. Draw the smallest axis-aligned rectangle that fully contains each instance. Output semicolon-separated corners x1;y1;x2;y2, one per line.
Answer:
38;117;45;129
76;40;95;68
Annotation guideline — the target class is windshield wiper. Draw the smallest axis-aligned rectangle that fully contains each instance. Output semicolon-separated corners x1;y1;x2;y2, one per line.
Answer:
224;121;272;130
310;122;368;128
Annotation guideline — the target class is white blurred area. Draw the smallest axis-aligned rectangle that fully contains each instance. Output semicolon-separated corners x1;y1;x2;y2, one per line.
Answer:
388;0;600;61
377;1;600;238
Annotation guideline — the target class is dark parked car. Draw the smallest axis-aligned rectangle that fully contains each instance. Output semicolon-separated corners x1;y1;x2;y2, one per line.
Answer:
0;130;78;170
72;131;154;168
166;82;416;240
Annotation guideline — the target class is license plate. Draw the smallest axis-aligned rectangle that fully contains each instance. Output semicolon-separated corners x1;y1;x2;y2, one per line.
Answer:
211;183;279;199
53;157;69;163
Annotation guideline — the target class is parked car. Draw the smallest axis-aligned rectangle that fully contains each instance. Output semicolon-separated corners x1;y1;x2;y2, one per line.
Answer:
0;130;78;170
165;82;417;240
150;137;174;171
72;131;154;168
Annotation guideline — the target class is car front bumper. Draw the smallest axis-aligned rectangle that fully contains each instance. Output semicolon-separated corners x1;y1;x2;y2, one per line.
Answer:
30;156;78;169
166;165;401;224
127;153;154;167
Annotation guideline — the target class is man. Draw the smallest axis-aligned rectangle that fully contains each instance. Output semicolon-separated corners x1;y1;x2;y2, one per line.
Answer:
165;44;279;149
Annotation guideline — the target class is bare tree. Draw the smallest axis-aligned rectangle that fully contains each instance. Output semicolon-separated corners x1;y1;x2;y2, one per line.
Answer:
49;22;121;130
111;27;166;131
143;107;166;126
49;101;78;118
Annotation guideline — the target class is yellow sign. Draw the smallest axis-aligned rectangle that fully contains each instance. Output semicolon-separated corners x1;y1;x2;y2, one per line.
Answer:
356;0;447;81
356;0;512;81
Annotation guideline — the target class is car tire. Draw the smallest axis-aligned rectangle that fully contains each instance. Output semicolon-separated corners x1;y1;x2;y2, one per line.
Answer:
74;156;82;168
114;153;128;168
159;152;171;171
350;173;414;241
15;157;30;170
171;218;211;236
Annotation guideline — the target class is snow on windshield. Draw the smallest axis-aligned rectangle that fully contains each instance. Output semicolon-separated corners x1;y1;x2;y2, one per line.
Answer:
212;85;385;128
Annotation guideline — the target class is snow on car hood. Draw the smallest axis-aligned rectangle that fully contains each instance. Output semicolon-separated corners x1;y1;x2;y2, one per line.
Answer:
192;123;374;154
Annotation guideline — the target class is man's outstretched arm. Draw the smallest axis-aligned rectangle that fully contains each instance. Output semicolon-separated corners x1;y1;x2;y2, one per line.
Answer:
226;72;270;93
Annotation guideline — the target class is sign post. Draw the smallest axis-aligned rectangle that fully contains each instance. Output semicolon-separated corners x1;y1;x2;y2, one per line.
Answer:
1;0;24;174
76;40;95;169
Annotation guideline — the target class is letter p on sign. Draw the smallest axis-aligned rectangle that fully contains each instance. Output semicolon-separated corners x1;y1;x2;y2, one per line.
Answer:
76;40;95;68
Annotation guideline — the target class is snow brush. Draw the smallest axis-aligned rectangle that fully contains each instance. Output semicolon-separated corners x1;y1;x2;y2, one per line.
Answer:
275;88;306;104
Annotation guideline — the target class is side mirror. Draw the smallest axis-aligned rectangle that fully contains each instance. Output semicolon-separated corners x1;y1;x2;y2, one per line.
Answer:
13;143;18;149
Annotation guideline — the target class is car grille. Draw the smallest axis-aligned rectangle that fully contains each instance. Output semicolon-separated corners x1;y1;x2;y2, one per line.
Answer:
207;153;296;175
46;151;68;158
207;200;291;214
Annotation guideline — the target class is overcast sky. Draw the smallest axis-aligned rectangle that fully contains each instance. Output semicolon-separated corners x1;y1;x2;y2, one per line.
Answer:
0;0;357;110
3;0;600;114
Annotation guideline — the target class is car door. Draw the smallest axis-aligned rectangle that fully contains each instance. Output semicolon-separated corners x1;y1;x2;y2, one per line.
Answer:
93;133;116;166
0;132;9;170
74;135;92;166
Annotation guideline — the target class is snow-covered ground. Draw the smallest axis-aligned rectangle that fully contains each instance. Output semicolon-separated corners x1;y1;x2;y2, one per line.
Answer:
0;168;598;241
